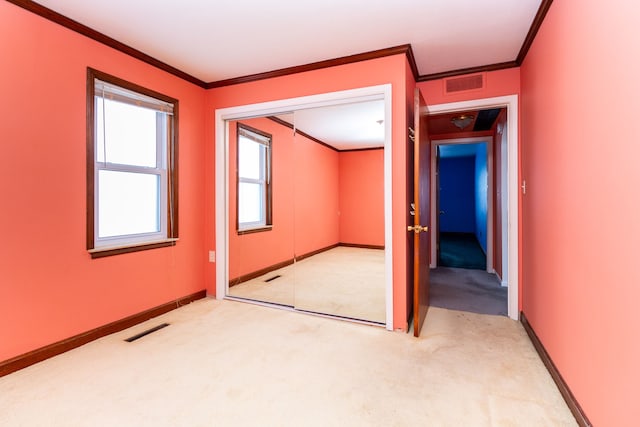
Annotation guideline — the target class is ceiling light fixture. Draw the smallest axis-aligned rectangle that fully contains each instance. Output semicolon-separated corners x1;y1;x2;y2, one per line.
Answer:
451;114;474;130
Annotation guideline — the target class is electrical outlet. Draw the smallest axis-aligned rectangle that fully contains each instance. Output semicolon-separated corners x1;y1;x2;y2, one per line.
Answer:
208;251;216;263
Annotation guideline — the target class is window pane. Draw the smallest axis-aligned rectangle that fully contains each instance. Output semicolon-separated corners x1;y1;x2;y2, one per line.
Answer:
96;98;158;167
239;182;263;225
98;170;160;238
238;137;262;180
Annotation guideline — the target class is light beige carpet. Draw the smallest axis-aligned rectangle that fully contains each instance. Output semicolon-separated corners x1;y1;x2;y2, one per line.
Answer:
229;246;386;323
0;300;575;426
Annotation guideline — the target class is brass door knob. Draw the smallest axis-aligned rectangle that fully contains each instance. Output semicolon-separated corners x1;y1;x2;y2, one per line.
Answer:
407;225;428;233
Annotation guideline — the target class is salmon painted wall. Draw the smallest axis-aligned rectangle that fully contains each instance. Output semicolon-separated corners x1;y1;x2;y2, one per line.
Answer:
205;54;411;328
0;3;207;362
520;0;640;425
417;68;520;106
338;150;384;246
293;131;340;256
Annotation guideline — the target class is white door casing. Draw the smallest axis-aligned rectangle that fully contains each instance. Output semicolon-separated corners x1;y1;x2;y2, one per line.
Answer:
427;95;519;320
430;137;494;274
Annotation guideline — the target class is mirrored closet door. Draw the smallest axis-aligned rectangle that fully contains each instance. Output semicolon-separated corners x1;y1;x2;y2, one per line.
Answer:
226;101;386;324
227;117;296;307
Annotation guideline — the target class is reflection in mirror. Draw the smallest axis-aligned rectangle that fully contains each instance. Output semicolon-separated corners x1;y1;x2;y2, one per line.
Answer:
290;103;386;323
226;100;386;324
227;117;295;307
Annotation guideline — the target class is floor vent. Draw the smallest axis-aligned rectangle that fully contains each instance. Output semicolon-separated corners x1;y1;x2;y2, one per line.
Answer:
444;73;484;94
264;275;281;283
125;323;170;342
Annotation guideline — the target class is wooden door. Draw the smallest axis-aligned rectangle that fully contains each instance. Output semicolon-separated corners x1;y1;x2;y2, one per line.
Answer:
436;145;441;267
412;88;431;337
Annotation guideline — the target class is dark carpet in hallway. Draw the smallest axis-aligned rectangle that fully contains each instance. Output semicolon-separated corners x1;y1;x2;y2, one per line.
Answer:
438;232;486;270
430;267;507;316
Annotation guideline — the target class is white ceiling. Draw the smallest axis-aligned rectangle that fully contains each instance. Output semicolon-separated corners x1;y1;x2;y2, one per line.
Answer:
277;100;385;150
27;1;540;149
32;0;543;83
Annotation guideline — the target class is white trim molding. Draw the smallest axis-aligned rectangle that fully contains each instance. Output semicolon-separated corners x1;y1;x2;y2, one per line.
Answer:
215;84;395;330
430;136;494;274
426;95;519;320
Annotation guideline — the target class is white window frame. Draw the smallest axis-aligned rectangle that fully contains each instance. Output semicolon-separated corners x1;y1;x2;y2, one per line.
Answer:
87;68;178;258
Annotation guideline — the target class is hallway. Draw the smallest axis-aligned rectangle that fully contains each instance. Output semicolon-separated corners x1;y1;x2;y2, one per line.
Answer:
430;267;507;316
438;232;487;270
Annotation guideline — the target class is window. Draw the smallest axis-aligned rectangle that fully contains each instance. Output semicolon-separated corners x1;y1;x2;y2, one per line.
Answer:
87;68;178;258
237;123;272;233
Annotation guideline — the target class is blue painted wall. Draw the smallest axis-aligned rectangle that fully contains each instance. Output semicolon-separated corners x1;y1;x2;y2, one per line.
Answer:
439;156;475;233
438;142;488;254
474;143;488;253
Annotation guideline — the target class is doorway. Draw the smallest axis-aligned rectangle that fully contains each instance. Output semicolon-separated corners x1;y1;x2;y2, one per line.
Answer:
435;140;491;271
427;119;506;316
426;96;519;320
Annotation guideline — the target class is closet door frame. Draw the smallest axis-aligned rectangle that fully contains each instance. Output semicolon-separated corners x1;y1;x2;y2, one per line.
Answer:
215;84;394;330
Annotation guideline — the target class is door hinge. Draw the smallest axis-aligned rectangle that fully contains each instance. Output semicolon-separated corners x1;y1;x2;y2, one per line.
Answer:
521;180;527;194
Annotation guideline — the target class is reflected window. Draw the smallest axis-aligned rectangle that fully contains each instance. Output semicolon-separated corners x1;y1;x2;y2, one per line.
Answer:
237;124;272;232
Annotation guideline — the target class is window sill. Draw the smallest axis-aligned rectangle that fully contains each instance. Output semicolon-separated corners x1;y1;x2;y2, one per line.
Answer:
237;225;272;235
89;238;179;259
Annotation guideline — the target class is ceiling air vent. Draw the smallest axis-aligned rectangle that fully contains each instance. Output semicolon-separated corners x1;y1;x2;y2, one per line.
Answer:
444;73;485;95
